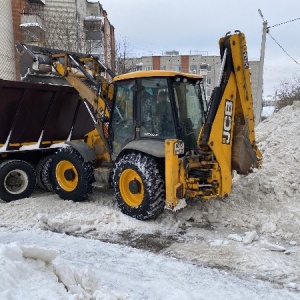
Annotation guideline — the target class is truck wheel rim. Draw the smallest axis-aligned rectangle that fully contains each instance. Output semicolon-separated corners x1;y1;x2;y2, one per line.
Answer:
120;169;144;207
4;169;28;194
56;160;78;192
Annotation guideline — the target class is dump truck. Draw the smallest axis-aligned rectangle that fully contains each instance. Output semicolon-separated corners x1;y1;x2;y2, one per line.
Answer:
0;79;95;201
0;31;262;220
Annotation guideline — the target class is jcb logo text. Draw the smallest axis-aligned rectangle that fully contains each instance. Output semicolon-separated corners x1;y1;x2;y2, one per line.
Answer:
222;100;233;144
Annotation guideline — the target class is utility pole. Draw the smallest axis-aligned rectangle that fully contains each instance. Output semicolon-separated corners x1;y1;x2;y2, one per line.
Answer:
256;9;268;124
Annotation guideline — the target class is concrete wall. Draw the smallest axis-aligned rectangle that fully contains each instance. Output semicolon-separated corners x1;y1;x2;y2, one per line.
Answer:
0;0;16;80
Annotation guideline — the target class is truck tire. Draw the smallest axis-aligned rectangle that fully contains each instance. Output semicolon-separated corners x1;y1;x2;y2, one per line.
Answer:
36;155;54;191
49;147;94;201
113;152;165;220
0;160;36;202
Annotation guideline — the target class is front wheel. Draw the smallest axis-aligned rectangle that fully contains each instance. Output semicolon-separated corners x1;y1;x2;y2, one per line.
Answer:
0;160;36;202
113;152;165;220
49;147;95;201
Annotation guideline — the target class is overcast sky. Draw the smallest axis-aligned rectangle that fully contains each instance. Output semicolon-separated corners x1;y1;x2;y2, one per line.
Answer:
97;0;300;96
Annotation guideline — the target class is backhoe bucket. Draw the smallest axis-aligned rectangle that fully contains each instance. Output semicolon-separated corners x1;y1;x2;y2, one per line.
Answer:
231;124;258;174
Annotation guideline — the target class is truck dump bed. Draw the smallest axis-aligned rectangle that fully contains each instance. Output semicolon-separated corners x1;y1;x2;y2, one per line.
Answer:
0;79;94;152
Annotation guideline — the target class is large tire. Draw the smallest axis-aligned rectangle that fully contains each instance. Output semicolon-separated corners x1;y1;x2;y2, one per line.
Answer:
49;147;95;201
36;155;54;192
113;152;165;220
0;160;36;202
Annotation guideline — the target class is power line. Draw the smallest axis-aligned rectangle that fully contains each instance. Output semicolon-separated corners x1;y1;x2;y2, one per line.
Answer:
262;14;300;67
267;32;299;65
269;17;300;28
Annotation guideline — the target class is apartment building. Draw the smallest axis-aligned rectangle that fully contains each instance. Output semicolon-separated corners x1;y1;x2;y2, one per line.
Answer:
125;54;261;120
0;0;115;81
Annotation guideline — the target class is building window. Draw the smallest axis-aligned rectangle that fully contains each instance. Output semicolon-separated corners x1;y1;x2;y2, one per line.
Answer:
160;65;166;70
136;63;143;71
190;65;197;73
145;66;153;71
174;65;181;72
200;63;209;70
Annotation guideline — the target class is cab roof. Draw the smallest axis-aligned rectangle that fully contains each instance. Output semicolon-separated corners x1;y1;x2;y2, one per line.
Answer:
113;70;203;82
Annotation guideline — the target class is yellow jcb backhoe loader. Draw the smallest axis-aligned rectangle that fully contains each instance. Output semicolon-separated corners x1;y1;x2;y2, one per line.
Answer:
13;30;262;220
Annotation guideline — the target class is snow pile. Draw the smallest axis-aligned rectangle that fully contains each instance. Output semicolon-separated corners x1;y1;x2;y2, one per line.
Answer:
178;102;300;239
0;242;123;300
227;102;300;238
0;243;68;299
0;193;181;239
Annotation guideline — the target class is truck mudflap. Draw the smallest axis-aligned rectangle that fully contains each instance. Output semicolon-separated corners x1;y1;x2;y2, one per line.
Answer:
0;79;94;152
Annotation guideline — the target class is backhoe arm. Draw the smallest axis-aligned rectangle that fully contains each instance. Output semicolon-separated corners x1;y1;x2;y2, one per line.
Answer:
199;31;262;196
165;31;263;209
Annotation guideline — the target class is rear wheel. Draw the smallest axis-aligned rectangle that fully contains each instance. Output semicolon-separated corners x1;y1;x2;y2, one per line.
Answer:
0;160;36;202
113;152;165;220
36;155;54;191
49;147;94;201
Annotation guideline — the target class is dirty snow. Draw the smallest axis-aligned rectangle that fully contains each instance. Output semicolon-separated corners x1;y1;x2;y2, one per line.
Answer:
1;102;300;298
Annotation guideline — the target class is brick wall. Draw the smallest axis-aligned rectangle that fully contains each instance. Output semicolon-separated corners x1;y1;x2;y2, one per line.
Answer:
181;55;189;73
152;56;161;70
12;0;25;44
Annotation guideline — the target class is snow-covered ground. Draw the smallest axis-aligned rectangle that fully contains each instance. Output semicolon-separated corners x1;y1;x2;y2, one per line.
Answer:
1;102;300;299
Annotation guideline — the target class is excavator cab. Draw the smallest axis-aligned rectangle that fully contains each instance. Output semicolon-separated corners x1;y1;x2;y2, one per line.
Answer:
110;72;207;160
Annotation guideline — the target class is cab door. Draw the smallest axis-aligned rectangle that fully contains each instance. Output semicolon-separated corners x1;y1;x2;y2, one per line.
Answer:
110;80;135;159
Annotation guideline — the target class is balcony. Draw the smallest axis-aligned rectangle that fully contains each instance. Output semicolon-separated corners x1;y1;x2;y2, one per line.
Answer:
21;13;43;28
84;16;104;40
20;22;45;46
28;0;46;4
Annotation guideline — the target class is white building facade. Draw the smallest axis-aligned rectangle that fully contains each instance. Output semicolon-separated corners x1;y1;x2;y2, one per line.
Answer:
0;0;17;80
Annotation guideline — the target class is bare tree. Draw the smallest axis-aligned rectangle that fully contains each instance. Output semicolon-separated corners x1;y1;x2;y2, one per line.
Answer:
275;75;300;111
115;37;133;75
